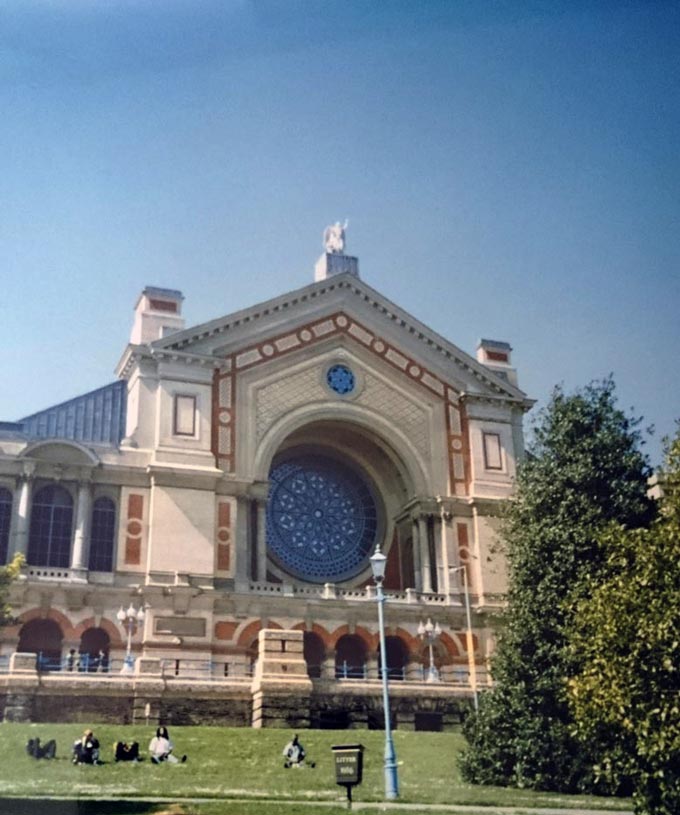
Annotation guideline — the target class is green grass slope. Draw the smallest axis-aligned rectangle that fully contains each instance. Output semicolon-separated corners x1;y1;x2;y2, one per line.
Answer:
0;723;630;812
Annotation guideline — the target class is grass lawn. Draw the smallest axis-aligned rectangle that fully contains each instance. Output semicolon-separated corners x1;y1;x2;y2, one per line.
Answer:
0;723;631;815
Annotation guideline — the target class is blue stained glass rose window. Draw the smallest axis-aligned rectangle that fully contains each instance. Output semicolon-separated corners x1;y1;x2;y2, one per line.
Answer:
266;455;378;583
326;364;355;395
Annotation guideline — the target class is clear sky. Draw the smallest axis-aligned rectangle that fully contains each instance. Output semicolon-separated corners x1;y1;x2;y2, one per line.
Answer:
1;1;678;466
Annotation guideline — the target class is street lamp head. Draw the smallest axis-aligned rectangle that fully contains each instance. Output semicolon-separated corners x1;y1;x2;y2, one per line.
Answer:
136;606;145;622
116;607;126;623
126;603;136;619
369;547;387;583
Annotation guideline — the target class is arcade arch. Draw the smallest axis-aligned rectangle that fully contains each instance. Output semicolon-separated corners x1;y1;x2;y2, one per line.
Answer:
260;419;426;589
17;618;63;669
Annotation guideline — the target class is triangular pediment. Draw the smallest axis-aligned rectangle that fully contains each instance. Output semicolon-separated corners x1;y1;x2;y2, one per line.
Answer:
134;273;528;404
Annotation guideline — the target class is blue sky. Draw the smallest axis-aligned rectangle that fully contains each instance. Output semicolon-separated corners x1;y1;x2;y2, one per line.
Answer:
1;1;678;466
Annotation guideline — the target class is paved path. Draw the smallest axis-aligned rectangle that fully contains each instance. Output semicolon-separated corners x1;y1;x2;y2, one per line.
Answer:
2;795;633;815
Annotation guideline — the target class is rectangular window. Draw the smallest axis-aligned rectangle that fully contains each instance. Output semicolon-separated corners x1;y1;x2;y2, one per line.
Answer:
483;432;503;470
173;395;196;437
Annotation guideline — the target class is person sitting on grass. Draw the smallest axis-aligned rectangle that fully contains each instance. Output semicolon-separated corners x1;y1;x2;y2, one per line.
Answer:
114;740;140;762
72;729;100;765
148;726;186;764
283;734;315;768
26;737;57;760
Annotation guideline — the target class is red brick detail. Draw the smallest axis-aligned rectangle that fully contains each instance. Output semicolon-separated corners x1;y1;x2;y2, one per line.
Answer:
73;616;124;646
211;311;485;474
212;366;236;472
485;350;508;362
125;537;141;565
329;624;375;650
440;631;463;662
218;503;231;527
217;544;230;571
216;501;232;573
128;494;144;520
291;622;333;648
149;299;177;313
392;626;419;655
127;520;142;536
16;607;77;640
457;523;469;547
235;618;283;647
214;621;238;641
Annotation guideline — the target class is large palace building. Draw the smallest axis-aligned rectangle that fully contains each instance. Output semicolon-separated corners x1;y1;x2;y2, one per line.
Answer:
0;236;532;730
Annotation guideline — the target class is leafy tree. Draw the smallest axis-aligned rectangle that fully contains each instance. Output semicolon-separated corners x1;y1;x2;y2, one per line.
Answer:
0;553;24;627
567;426;680;815
460;378;654;792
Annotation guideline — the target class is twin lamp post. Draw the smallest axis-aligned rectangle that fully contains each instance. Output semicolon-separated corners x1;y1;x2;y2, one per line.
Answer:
116;602;145;674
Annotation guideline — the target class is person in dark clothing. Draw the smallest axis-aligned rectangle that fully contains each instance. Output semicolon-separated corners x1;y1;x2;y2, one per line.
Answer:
72;729;100;764
26;737;57;759
114;740;140;762
283;734;315;768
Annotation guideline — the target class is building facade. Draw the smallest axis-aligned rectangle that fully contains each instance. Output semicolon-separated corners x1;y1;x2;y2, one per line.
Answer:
0;245;532;729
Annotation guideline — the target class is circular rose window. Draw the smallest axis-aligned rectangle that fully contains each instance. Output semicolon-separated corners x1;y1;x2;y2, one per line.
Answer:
266;454;378;583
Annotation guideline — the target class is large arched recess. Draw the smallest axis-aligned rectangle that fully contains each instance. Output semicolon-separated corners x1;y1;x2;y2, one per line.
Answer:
256;410;428;588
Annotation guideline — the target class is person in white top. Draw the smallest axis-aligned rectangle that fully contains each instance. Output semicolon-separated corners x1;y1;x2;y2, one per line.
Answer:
148;726;186;764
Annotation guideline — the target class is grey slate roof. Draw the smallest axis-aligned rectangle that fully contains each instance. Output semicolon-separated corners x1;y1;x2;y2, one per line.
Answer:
17;380;127;447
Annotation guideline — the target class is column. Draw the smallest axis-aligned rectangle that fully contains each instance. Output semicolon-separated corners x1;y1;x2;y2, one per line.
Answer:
256;500;267;583
436;503;452;597
411;518;422;592
10;473;33;558
71;481;92;572
322;653;336;680
418;515;432;594
366;655;379;681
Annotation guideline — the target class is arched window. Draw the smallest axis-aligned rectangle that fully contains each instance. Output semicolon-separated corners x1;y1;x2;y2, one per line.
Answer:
0;488;12;564
89;497;116;572
335;634;367;679
27;485;73;568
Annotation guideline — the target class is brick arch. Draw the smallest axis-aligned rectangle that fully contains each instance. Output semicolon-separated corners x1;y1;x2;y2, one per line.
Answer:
235;618;282;647
16;607;77;640
328;624;374;650
388;626;419;655
74;616;124;647
292;621;333;649
439;631;481;663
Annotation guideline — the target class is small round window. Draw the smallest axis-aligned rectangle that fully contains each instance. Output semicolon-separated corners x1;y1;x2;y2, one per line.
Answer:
326;364;355;395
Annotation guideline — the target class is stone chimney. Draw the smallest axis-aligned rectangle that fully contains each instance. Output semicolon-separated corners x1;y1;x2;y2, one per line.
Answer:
476;339;518;387
130;287;185;345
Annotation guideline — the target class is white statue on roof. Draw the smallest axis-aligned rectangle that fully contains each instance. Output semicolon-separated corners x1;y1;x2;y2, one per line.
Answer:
323;220;348;254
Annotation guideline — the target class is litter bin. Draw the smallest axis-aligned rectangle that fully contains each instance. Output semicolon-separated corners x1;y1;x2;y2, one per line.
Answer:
332;743;364;807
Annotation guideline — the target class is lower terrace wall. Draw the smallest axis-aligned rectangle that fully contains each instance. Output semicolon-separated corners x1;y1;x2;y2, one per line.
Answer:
0;674;470;731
